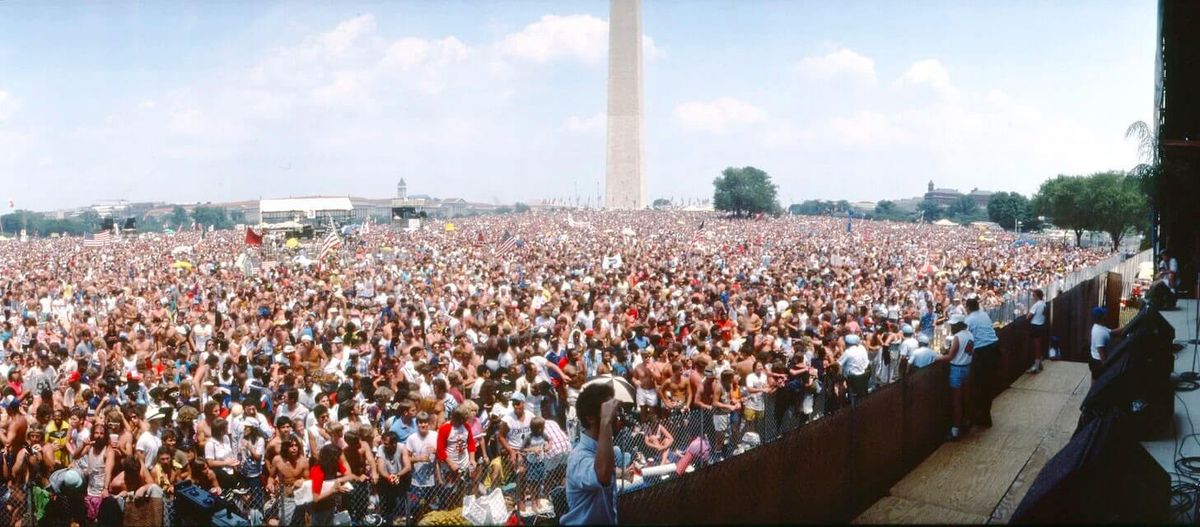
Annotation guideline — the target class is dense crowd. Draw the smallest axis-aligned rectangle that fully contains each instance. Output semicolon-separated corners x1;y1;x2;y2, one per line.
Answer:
0;210;1109;525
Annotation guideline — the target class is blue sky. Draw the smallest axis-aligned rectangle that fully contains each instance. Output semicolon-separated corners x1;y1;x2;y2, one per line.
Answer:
0;1;1157;211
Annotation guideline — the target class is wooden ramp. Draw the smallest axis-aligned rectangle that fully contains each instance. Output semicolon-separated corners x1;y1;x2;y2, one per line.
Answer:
854;361;1091;524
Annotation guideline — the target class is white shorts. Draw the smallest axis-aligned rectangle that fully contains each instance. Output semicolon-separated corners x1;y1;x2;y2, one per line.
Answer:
713;413;730;432
637;387;659;408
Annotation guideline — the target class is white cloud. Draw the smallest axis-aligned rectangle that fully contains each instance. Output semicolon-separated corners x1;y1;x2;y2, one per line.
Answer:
318;14;379;57
673;97;767;134
760;119;815;149
0;90;20;121
498;14;663;64
499;15;608;63
383;37;470;70
564;113;605;133
898;59;954;95
797;48;876;83
829;111;909;147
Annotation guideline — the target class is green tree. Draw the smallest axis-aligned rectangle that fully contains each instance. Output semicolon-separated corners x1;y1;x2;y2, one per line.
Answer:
1126;120;1159;207
168;206;190;229
917;199;943;221
78;210;101;231
652;198;671;209
874;200;897;215
137;215;164;233
1085;171;1147;251
789;200;830;215
1032;175;1091;246
986;192;1033;230
713;166;781;217
948;196;977;217
191;206;231;230
513;202;530;213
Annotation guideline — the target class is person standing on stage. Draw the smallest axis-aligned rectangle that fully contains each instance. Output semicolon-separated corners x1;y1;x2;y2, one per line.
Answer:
1088;306;1131;380
964;297;999;427
1026;289;1047;374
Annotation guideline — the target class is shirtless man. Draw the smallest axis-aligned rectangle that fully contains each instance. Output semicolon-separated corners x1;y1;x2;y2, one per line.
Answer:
342;427;377;523
631;351;660;420
658;362;692;416
2;397;29;465
267;435;309;527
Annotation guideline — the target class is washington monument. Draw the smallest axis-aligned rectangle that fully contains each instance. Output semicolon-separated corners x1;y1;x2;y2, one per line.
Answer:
605;0;646;210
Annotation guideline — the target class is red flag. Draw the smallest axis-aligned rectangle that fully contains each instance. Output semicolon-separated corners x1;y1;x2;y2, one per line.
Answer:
245;228;262;246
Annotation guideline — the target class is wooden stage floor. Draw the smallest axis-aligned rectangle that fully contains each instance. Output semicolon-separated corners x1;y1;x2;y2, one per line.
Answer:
854;360;1091;524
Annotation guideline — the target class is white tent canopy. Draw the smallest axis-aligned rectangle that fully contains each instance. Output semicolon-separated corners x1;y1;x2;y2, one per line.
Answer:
933;219;958;226
258;220;305;230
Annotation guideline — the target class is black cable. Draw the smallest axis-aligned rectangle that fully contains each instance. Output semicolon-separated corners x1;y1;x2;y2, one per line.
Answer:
1172;392;1200;523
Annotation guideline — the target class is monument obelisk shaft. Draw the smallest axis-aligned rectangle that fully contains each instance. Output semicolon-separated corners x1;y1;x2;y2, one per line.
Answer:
605;0;646;210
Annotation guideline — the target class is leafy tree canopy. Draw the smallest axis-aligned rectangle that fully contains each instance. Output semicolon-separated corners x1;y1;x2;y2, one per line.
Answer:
713;166;781;216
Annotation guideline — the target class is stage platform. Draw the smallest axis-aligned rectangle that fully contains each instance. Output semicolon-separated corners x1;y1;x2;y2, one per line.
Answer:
854;360;1092;524
1143;299;1200;510
857;299;1200;524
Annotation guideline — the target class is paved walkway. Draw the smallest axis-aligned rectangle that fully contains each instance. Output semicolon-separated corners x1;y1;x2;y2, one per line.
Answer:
854;360;1091;524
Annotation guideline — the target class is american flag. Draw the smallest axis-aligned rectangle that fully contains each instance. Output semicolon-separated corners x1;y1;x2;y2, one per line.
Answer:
82;230;113;248
689;221;706;244
318;229;342;261
493;230;519;257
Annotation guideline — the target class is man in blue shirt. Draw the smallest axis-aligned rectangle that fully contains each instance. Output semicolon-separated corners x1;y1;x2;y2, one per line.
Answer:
964;297;1000;427
562;383;619;525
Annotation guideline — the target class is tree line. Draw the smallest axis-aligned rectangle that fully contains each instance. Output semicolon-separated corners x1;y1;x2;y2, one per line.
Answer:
0;205;248;237
710;165;1146;250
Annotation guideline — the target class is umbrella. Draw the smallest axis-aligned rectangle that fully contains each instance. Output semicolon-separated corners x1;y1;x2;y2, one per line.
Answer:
285;238;300;249
171;261;193;270
581;375;636;405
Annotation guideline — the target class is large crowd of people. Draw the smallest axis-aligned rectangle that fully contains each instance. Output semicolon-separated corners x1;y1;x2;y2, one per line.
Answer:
0;210;1110;525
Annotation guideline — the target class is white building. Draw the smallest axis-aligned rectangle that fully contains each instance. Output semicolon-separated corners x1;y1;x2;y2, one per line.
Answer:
259;197;353;226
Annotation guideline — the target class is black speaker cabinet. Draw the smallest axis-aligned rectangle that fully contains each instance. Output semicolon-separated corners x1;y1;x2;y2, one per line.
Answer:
1012;409;1170;524
1079;309;1175;438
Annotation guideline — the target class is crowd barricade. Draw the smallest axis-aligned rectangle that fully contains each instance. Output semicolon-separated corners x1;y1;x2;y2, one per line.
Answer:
615;255;1141;523
616;362;952;524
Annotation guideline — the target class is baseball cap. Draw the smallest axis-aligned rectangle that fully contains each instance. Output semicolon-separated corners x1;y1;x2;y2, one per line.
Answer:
1091;306;1108;319
901;324;914;335
283;345;296;354
332;337;344;344
845;334;861;346
917;334;931;345
67;371;81;383
510;392;527;403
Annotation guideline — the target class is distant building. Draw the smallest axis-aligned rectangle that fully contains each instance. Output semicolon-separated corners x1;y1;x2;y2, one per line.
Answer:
850;201;876;214
391;180;502;219
259;197;353;225
966;188;994;207
923;181;994;207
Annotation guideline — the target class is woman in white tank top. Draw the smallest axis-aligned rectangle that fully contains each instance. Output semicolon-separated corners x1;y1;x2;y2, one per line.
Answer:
943;319;975;440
